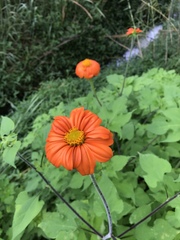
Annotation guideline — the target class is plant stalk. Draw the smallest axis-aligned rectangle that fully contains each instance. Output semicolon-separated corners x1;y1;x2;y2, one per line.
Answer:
89;79;102;106
90;174;115;240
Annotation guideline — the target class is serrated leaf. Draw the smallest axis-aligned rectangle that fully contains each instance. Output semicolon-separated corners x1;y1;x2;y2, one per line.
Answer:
12;191;44;240
139;153;172;188
0;116;15;136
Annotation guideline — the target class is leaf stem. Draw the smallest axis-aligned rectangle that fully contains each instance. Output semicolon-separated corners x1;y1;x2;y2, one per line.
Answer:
90;174;114;240
17;152;103;238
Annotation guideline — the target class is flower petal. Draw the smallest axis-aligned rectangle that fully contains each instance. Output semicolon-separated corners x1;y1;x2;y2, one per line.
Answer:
69;107;85;129
86;132;114;146
86;126;111;140
73;146;82;168
52;116;71;134
60;146;74;170
76;144;96;175
46;131;64;142
81;112;102;132
45;141;67;167
86;142;113;162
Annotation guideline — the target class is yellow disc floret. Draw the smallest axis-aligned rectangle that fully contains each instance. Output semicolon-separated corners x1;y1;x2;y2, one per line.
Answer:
82;59;92;67
64;127;85;146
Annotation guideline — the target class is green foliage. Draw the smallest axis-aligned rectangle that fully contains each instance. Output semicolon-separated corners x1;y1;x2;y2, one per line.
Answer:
139;153;172;188
12;191;44;240
1;0;177;117
1;0;180;238
1;67;180;239
0;0;129;113
0;116;21;167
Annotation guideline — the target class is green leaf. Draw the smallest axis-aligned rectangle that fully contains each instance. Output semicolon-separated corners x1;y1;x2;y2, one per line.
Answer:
55;230;78;240
135;222;153;240
12;191;44;240
106;74;123;87
163;85;180;108
130;204;151;224
139;153;172;188
109;112;132;133
174;175;180;182
2;141;21;167
0;116;15;136
69;173;84;189
116;173;136;202
146;115;169;135
122;121;134;140
93;174;124;215
147;108;180;142
110;155;129;171
38;209;77;239
134;187;151;206
173;233;180;240
152;219;178;240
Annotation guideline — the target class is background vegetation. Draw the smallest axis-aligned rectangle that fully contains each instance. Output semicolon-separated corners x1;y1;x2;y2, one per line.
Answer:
0;0;180;239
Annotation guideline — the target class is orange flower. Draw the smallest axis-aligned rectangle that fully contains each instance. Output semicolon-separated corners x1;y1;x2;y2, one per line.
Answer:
75;58;100;79
126;27;143;36
45;107;113;175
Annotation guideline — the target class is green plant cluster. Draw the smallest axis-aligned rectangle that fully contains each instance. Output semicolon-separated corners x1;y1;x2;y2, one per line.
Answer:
1;67;180;239
0;0;125;112
0;0;173;115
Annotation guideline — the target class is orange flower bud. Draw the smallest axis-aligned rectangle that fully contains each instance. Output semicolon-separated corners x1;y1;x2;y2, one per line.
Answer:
75;59;100;79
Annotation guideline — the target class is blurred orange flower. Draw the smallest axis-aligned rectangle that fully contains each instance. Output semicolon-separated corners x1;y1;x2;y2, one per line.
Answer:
126;28;143;35
75;58;100;79
45;107;113;175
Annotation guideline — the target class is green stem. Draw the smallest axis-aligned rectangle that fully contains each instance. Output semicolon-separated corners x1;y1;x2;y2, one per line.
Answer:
119;38;134;96
90;174;115;240
89;79;102;106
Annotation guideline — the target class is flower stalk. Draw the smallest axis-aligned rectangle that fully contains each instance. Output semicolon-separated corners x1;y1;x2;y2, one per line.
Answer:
90;174;114;240
89;79;102;106
119;37;134;96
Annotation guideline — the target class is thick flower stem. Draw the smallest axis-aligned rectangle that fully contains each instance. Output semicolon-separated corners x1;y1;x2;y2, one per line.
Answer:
17;153;103;239
90;174;114;240
89;79;102;107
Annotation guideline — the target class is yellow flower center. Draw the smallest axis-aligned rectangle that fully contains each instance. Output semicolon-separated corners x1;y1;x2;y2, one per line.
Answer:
64;127;85;146
82;59;92;67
